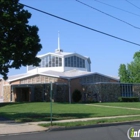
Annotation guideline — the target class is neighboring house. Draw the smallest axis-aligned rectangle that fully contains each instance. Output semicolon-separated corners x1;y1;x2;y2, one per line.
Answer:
1;36;140;103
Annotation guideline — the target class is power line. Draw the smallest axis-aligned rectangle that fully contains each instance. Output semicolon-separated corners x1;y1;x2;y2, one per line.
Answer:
94;0;140;17
19;3;140;47
125;0;140;10
76;0;140;30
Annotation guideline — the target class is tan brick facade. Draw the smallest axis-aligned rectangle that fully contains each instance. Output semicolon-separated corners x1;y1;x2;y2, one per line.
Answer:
2;72;140;103
10;81;20;85
3;86;11;102
0;80;3;99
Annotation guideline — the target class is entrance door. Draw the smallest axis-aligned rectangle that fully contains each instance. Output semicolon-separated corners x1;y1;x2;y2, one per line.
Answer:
15;87;30;102
22;88;30;102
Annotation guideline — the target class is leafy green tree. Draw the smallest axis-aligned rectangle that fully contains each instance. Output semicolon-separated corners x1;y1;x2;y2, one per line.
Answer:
118;64;129;83
0;0;42;79
118;51;140;83
127;51;140;83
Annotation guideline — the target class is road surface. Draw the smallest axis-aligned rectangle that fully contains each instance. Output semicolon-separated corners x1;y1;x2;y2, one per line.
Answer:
1;123;140;140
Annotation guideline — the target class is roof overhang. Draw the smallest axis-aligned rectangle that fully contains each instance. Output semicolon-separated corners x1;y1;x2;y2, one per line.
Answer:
7;70;119;83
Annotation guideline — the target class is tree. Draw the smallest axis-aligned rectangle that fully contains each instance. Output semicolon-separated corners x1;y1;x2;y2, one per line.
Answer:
118;51;140;83
0;0;42;79
118;64;129;83
127;51;140;83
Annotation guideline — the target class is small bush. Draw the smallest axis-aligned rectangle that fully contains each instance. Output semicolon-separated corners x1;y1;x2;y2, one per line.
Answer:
72;89;82;103
118;97;122;102
118;97;139;102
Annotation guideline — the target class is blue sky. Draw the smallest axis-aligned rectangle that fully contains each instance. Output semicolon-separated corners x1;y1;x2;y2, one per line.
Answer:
8;0;140;77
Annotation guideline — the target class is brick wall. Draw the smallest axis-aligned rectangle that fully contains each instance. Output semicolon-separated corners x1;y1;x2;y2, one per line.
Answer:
80;73;119;84
82;83;121;102
70;78;83;102
32;84;69;102
3;86;11;102
0;80;2;99
10;81;20;85
133;84;140;99
99;83;121;102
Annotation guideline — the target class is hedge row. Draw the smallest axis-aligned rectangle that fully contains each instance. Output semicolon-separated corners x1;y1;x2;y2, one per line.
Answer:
118;97;139;102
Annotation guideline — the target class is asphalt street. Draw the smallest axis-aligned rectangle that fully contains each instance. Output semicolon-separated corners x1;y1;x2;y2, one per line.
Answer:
1;123;140;140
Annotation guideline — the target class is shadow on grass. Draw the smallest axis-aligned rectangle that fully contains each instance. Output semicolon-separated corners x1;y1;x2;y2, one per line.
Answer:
0;102;35;107
0;112;96;122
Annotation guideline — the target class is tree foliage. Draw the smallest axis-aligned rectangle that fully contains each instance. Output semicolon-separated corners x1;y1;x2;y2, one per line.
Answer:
118;64;129;83
118;51;140;83
0;0;42;79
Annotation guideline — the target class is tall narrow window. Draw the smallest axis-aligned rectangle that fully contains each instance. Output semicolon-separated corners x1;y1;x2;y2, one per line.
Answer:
68;57;70;67
74;56;76;67
52;56;55;67
65;55;85;68
56;57;58;67
48;55;51;67
80;58;82;68
65;58;68;66
46;56;48;67
59;58;62;66
77;57;79;67
41;57;45;67
71;56;73;67
83;59;85;68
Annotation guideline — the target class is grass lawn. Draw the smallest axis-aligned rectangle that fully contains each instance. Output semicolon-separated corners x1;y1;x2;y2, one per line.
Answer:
0;102;140;122
96;102;140;108
39;116;140;128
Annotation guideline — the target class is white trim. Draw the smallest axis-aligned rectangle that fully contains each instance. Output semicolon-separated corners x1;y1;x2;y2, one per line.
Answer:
58;31;60;50
38;73;60;78
61;72;119;81
8;73;60;83
37;52;89;59
8;73;38;82
37;52;72;58
7;70;119;83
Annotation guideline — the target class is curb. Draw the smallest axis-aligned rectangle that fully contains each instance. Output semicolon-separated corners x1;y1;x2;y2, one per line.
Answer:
0;129;49;137
48;120;140;132
0;121;15;124
1;120;140;136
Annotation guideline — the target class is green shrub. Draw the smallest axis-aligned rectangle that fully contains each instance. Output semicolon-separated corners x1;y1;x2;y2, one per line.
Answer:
72;89;82;102
118;97;139;102
118;97;122;102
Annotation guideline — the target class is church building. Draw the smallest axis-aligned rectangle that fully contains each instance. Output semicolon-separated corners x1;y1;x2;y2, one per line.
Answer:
0;35;139;103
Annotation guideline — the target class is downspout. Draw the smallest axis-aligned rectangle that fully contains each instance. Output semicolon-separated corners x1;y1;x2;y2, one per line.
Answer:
68;79;71;104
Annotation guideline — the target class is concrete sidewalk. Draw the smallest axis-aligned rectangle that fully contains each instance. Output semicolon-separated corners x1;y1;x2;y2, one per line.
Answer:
1;114;140;135
0;122;48;135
